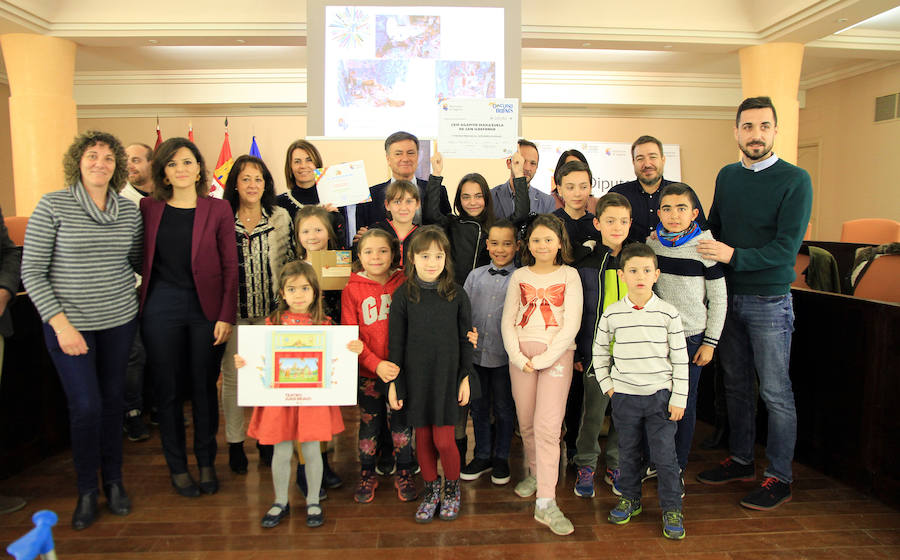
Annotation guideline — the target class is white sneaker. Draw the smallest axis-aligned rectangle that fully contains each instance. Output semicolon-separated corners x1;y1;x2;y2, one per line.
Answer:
514;475;537;498
534;503;574;536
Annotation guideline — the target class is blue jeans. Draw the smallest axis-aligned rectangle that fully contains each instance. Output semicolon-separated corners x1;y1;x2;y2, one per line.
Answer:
470;363;516;460
43;318;138;495
674;333;704;470
611;389;681;511
719;294;796;483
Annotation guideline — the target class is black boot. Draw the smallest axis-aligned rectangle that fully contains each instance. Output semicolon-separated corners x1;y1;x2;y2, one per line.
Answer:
257;441;273;467
456;437;468;465
72;490;98;530
229;442;248;474
322;452;343;489
103;481;131;516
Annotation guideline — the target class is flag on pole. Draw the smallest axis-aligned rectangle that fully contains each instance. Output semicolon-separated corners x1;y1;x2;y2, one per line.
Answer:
249;136;261;158
210;117;233;198
154;116;162;150
188;122;194;143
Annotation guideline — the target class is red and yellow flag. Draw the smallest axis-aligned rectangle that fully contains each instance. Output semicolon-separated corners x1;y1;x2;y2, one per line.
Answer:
211;118;232;198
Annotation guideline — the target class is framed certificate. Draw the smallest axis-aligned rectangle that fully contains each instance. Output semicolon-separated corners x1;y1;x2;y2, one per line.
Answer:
237;325;359;406
437;98;519;159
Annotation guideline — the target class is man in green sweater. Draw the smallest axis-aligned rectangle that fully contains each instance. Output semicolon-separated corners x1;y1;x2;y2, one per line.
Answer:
694;96;812;511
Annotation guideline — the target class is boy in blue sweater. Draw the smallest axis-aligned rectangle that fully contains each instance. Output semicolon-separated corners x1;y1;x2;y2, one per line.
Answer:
647;183;727;485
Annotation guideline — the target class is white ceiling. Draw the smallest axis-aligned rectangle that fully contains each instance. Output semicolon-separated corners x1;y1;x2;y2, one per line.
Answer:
0;0;897;113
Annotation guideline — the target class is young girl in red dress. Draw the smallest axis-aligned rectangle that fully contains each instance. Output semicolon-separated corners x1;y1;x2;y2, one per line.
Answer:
235;260;362;529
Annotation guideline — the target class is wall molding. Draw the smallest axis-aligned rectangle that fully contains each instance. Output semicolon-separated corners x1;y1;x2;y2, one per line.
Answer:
800;59;898;88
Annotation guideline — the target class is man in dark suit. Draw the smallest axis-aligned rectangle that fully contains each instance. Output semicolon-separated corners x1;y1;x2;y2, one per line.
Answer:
348;131;450;244
0;206;25;515
610;135;707;243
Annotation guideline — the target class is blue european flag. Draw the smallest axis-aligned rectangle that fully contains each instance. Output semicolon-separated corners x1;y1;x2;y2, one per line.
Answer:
249;136;262;158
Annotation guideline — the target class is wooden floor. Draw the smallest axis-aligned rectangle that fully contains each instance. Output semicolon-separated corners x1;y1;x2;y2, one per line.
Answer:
1;406;899;559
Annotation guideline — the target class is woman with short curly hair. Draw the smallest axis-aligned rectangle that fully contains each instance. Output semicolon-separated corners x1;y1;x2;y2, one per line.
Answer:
21;130;143;531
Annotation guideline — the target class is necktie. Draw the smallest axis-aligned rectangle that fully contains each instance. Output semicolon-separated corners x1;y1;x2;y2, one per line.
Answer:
488;268;509;276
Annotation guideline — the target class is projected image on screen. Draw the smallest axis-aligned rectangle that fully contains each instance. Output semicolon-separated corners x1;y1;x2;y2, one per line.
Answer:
436;61;496;100
324;5;505;138
375;15;440;59
338;60;409;109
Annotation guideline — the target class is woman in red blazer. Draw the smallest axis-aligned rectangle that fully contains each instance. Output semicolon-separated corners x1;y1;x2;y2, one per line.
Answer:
140;137;238;498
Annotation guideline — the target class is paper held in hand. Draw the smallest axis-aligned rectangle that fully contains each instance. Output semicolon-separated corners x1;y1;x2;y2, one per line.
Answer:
437;98;519;159
315;160;372;208
237;325;359;407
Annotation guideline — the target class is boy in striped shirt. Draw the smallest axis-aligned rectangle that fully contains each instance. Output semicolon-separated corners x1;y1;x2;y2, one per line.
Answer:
593;243;689;540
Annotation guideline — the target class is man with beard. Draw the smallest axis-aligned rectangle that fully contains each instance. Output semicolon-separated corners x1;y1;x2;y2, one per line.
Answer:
491;139;556;221
610;136;706;243
695;96;812;511
120;143;154;441
121;143;154;204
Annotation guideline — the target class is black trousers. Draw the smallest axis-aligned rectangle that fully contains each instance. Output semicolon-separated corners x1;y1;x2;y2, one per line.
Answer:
142;280;225;474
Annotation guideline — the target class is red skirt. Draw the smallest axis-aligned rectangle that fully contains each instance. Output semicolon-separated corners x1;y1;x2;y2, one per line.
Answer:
247;405;344;444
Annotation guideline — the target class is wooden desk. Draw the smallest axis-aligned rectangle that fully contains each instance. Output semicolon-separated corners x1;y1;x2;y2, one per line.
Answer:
0;294;70;478
789;287;899;505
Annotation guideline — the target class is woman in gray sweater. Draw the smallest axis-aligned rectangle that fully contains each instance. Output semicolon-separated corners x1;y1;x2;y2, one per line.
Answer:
21;130;142;531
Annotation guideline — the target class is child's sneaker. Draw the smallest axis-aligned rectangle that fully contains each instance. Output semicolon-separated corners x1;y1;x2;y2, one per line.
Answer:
739;477;792;510
574;465;595;498
491;458;511;485
354;470;378;503
662;510;685;540
608;496;642;524
394;469;418;502
534;502;574;536
415;478;441;523
697;457;755;485
641;464;658;482
460;458;492;481
514;474;537;498
604;467;622;496
439;479;461;521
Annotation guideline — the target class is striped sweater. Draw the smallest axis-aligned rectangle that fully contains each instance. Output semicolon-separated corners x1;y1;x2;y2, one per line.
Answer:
22;184;143;331
592;294;689;408
647;229;727;347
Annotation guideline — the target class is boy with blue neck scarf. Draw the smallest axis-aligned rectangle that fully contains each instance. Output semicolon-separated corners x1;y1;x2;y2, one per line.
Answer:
647;183;727;479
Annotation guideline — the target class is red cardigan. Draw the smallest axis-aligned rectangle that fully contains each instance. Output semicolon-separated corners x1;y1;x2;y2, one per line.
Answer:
139;196;238;324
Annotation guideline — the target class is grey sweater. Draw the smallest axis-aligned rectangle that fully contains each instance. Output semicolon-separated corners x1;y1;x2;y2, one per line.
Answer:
22;183;142;331
593;294;689;409
647;229;727;347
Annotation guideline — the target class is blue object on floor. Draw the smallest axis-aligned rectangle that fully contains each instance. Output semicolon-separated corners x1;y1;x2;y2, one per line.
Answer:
6;510;58;560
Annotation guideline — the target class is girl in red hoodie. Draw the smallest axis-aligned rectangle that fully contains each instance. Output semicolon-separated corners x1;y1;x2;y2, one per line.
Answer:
341;229;415;504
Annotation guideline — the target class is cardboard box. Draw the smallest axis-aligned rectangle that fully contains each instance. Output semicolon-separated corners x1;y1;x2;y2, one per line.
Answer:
307;250;352;290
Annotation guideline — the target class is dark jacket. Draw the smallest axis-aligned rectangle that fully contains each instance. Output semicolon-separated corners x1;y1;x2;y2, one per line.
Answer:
0;207;22;338
573;241;628;370
140;196;239;324
356;176;451;232
423;175;529;286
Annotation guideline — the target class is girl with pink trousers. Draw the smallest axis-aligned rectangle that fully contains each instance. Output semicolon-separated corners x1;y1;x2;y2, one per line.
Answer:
501;214;583;536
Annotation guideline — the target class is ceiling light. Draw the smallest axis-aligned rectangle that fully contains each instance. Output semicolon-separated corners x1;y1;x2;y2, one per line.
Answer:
581;42;591;47
236;39;246;44
148;39;158;44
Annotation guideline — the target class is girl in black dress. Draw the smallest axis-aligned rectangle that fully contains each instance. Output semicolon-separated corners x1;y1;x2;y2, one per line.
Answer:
387;226;475;524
